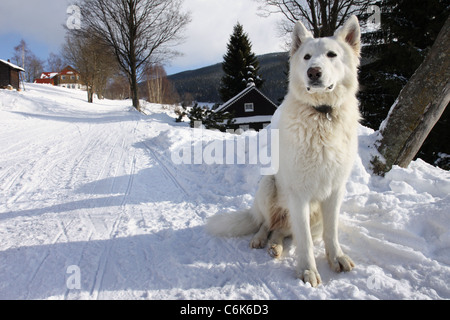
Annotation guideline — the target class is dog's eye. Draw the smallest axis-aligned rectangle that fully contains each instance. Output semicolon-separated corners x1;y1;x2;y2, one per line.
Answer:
327;51;337;58
304;54;311;60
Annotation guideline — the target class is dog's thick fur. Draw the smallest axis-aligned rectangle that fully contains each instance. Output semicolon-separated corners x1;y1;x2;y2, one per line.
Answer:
206;16;361;287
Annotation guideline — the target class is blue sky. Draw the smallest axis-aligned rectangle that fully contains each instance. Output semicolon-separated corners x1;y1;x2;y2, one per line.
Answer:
0;0;285;75
0;0;68;63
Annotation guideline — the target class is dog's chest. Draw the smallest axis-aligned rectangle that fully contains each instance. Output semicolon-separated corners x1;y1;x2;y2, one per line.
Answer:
278;113;356;194
285;117;350;163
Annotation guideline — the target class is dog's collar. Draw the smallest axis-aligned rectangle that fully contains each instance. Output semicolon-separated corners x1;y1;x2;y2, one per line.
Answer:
312;105;333;121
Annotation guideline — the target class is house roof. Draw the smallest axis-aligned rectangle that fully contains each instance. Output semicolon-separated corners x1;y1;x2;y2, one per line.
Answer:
59;66;79;75
0;59;25;72
215;85;278;113
40;72;59;79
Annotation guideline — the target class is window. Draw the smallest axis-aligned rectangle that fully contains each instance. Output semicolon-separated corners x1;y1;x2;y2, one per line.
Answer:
71;75;75;80
61;75;66;80
244;103;254;112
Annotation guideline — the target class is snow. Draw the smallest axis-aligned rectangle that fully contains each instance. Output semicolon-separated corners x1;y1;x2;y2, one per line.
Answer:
0;84;449;300
229;115;273;124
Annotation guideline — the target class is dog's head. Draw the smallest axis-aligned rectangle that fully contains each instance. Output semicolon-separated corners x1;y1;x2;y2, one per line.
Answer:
289;16;361;97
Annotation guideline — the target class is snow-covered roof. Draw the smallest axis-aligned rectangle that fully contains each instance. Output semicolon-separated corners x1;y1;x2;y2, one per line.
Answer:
40;72;59;79
215;85;277;113
0;59;25;72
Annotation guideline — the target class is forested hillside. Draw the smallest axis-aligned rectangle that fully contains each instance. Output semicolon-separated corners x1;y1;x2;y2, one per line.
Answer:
168;52;289;104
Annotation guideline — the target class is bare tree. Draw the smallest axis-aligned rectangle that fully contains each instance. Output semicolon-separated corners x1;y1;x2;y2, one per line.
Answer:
256;0;373;37
63;31;118;102
47;52;65;73
12;39;45;82
371;15;450;175
77;0;190;111
145;64;165;104
144;63;179;104
105;73;131;100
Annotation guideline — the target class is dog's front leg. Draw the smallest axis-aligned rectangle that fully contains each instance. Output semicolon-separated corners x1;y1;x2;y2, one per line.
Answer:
322;187;355;272
289;197;321;287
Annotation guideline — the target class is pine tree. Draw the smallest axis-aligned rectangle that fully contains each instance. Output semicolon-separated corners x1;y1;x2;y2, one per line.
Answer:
359;0;449;130
219;23;264;102
187;104;235;132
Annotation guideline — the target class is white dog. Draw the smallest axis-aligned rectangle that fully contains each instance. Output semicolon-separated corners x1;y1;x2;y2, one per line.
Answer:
207;16;361;287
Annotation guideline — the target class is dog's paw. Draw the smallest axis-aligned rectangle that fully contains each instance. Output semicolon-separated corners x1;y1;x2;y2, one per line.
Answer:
250;237;267;249
268;243;283;259
327;254;355;272
297;269;322;287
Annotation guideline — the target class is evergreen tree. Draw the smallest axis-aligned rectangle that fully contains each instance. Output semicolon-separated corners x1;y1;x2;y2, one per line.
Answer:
219;23;264;102
359;0;449;129
187;104;235;132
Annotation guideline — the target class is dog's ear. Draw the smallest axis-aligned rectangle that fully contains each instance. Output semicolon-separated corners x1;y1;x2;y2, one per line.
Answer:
290;21;313;57
334;15;361;56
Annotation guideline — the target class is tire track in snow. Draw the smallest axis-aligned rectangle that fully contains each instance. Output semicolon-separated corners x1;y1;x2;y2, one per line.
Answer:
1;122;90;207
83;121;140;300
140;140;189;198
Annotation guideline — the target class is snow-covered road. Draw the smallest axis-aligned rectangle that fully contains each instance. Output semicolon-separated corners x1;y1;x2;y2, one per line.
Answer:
1;84;449;299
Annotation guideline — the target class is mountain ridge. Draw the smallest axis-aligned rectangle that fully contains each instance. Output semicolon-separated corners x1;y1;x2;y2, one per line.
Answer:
168;52;289;104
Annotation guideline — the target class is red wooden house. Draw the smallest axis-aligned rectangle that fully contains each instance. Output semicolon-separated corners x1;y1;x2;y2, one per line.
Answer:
34;72;59;85
34;66;83;89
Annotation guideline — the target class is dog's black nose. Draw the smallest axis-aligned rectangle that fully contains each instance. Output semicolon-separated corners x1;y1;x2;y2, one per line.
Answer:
307;67;322;81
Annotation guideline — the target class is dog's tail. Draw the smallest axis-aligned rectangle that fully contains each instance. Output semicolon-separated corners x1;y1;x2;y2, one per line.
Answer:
206;209;260;237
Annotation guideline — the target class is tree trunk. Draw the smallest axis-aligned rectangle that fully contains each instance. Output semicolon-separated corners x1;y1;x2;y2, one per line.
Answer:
371;15;450;175
87;86;94;103
129;51;140;110
130;72;140;111
128;1;140;111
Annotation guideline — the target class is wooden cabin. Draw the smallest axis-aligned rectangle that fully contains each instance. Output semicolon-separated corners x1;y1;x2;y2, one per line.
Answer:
57;66;82;89
215;85;278;131
0;59;24;90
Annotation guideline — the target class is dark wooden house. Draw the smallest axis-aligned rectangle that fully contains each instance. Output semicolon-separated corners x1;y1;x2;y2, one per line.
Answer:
0;59;24;90
215;85;278;131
